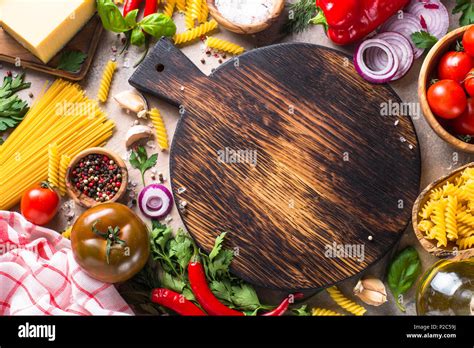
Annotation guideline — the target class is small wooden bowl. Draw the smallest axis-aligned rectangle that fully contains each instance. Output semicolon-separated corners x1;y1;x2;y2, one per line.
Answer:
419;25;474;153
206;0;285;34
412;162;474;260
66;147;128;208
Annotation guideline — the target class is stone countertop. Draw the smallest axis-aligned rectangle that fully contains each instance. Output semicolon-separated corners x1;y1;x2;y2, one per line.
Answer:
2;0;468;315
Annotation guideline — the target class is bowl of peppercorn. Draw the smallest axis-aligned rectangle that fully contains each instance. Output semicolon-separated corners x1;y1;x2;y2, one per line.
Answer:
66;147;128;208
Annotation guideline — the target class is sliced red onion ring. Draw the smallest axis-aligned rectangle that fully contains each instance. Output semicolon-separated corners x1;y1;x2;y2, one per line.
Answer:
379;12;424;59
354;39;400;84
138;184;173;219
371;32;414;81
406;0;449;39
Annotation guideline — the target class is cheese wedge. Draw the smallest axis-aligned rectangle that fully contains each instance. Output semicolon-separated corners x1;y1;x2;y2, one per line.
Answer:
0;0;96;63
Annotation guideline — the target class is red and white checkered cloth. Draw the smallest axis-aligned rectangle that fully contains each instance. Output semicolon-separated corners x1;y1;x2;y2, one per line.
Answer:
0;211;133;315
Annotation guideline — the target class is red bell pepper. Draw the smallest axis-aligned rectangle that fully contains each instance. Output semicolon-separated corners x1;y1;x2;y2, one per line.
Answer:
311;0;410;45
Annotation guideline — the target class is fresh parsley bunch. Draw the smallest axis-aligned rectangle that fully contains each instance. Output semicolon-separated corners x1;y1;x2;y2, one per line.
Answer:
0;73;31;132
148;222;268;315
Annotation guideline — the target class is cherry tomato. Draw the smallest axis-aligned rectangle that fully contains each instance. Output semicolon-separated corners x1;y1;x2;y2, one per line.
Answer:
451;98;474;135
21;182;60;226
464;68;474;97
71;202;150;283
427;80;467;119
437;51;473;82
462;26;474;57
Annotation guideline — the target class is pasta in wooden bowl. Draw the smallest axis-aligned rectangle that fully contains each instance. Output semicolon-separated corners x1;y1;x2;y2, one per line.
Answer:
412;163;474;260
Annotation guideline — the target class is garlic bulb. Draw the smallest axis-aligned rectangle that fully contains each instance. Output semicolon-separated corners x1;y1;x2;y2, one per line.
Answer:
353;277;387;306
113;90;147;114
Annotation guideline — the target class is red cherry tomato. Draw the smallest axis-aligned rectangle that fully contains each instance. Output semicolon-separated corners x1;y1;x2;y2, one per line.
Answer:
462;26;474;57
437;51;473;82
427;80;467;119
21;182;60;226
464;68;474;97
451;98;474;135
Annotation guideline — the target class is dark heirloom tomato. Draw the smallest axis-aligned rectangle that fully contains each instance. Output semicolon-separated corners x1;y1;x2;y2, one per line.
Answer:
71;202;150;283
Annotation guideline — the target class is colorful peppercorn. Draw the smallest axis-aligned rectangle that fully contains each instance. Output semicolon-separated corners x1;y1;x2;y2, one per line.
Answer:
70;154;122;202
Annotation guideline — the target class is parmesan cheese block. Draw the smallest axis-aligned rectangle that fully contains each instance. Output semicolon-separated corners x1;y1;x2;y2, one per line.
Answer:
0;0;96;63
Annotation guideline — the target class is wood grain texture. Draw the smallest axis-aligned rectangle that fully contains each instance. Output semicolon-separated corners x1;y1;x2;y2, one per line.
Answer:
0;16;103;81
129;39;421;290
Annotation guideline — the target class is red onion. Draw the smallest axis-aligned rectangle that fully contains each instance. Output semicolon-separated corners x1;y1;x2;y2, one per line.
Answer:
406;0;449;39
354;39;399;84
138;184;173;219
368;32;414;81
379;13;424;59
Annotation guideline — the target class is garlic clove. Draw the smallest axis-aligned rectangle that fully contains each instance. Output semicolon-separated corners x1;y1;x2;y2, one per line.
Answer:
125;125;154;148
113;90;147;114
353;277;387;307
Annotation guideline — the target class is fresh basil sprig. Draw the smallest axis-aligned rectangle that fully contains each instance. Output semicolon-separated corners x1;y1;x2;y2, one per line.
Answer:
96;0;176;43
387;246;422;312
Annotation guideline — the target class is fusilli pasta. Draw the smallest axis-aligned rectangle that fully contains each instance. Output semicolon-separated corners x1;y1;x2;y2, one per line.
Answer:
326;286;366;316
199;0;209;22
58;154;71;196
97;60;117;103
149;108;169;151
174;19;218;44
48;143;60;188
312;308;344;316
163;0;176;18
205;37;245;55
176;0;186;12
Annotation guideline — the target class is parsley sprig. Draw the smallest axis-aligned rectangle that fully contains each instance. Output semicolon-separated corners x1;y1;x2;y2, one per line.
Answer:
57;51;87;73
411;30;438;50
0;73;30;132
129;145;158;186
453;0;474;26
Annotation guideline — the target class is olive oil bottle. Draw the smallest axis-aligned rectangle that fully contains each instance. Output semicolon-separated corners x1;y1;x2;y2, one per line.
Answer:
416;259;473;315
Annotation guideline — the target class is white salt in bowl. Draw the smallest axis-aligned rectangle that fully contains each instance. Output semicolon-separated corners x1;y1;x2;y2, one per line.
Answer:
207;0;285;34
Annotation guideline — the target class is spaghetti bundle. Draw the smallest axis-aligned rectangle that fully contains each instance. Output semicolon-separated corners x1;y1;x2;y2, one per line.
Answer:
0;79;115;209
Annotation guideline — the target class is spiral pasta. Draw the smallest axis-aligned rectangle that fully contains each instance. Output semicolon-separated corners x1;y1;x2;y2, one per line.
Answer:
176;0;186;12
199;0;209;23
48;143;60;188
457;236;474;249
97;60;117;103
184;5;195;29
189;0;202;20
58;154;71;196
445;195;458;241
205;37;245;55
174;19;218;44
149;108;169;151
418;167;474;250
326;286;366;316
312;308;344;316
163;0;176;18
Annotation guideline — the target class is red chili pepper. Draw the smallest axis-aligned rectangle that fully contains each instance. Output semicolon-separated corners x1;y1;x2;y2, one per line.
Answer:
313;0;410;45
144;0;158;17
188;261;245;316
262;293;304;316
123;0;144;17
151;288;207;316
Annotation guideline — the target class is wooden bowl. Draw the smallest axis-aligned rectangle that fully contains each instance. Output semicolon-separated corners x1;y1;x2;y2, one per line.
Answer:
412;162;474;260
66;147;128;208
419;25;474;153
206;0;285;34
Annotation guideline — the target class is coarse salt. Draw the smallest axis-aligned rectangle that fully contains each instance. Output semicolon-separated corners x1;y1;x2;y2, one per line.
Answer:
215;0;276;25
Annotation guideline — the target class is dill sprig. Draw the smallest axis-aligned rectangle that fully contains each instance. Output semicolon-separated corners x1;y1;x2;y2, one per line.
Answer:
283;0;319;34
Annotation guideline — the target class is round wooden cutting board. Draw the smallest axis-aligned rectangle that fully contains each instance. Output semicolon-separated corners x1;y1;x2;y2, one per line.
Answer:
129;39;421;290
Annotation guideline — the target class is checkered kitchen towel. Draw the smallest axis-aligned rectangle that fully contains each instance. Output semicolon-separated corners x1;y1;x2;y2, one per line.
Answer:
0;211;133;315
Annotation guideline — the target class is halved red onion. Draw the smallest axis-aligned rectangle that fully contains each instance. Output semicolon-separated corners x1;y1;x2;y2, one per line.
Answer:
371;32;414;81
406;0;449;39
138;184;173;219
354;39;400;84
379;12;424;59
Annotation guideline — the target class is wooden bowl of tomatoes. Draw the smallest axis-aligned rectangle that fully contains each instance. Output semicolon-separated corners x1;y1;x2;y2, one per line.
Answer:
419;25;474;152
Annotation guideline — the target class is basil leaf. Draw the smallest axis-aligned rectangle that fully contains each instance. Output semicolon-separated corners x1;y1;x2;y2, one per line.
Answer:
139;13;177;38
96;0;131;33
387;246;422;312
125;9;139;27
